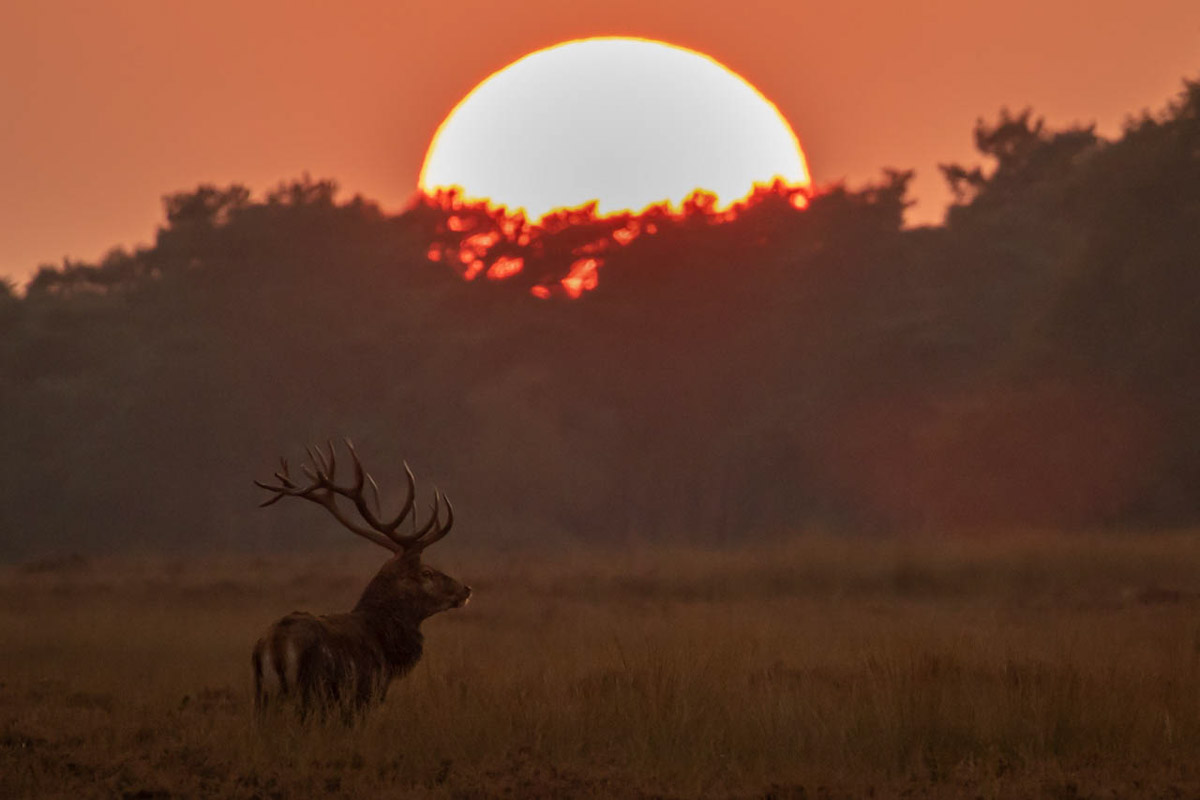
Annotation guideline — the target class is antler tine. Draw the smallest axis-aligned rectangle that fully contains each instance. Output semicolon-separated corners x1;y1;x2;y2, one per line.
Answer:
335;441;418;537
306;445;329;479
338;438;394;532
366;473;383;516
411;490;442;539
382;462;417;533
382;482;437;548
325;439;336;478
345;438;366;493
416;494;454;550
256;474;314;500
253;479;290;507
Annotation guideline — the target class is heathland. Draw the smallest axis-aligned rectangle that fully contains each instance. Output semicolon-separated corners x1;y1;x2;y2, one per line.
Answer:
4;534;1200;799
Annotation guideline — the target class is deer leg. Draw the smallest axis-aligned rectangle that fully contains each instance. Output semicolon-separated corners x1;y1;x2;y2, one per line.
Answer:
251;649;268;717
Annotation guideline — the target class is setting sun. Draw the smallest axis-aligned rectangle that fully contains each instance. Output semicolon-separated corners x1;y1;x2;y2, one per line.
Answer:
418;37;811;220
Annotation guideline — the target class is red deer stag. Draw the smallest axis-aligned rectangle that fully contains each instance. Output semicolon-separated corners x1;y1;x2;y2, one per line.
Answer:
252;440;470;719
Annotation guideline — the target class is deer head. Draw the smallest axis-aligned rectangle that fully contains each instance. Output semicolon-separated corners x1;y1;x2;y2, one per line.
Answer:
254;439;469;615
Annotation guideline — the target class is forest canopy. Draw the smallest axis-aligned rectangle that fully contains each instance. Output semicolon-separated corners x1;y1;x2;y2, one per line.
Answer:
2;79;1198;558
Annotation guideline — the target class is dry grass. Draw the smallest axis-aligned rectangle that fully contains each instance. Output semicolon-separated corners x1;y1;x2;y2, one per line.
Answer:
4;533;1200;798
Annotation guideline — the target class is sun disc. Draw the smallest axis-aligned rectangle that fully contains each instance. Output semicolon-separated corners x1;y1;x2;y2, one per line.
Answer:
419;37;810;220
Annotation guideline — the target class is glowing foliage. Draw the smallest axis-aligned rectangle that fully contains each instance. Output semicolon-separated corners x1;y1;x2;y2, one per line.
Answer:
486;256;524;281
561;258;600;299
419;180;811;298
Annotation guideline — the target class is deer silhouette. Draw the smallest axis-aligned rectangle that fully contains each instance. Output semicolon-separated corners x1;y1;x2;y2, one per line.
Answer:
252;440;470;720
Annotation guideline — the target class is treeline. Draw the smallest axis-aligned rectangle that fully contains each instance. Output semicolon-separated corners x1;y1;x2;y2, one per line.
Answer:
2;80;1198;557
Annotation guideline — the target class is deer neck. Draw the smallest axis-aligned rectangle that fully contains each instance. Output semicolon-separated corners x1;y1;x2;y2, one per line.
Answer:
352;580;425;673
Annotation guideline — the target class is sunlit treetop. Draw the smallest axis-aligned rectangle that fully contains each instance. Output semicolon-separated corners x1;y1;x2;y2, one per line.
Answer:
418;37;812;298
420;180;811;299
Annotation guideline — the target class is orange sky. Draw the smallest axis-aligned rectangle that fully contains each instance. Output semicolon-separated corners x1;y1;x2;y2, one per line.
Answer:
3;0;1198;286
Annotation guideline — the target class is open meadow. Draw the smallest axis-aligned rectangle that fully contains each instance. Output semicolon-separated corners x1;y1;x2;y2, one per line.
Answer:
4;533;1200;799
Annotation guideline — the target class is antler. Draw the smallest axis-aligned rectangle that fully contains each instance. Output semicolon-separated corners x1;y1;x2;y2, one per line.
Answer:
254;439;454;556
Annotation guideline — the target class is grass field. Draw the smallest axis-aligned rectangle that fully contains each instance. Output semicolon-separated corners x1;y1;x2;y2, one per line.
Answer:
3;533;1200;798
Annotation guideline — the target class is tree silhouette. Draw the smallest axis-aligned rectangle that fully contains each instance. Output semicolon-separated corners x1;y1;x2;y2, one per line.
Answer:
2;77;1199;556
